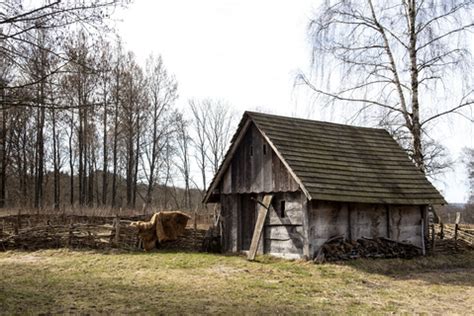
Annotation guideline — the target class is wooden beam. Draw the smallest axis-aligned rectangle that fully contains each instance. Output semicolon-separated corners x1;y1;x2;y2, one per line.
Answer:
248;194;273;261
301;196;310;259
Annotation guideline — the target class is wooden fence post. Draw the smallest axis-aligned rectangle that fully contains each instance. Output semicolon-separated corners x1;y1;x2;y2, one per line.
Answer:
114;215;121;247
68;222;73;248
454;212;460;250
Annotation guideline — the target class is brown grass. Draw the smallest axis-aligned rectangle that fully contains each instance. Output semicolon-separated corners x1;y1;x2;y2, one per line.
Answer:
0;250;473;314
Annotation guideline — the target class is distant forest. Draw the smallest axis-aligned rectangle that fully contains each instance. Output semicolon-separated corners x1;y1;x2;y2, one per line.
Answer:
0;1;235;212
1;1;473;213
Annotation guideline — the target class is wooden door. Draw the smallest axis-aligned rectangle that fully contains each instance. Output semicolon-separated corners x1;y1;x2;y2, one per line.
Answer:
240;194;256;251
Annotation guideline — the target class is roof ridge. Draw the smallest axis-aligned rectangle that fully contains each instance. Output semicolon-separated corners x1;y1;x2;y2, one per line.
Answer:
245;110;386;132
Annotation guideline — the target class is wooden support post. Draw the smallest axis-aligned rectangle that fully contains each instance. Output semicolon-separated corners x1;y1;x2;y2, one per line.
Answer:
431;224;435;252
301;197;310;260
420;206;428;256
421;218;426;255
248;194;273;261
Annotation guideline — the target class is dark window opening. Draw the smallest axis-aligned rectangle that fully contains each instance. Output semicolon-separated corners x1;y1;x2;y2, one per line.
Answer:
250;145;253;157
263;144;267;155
280;200;286;218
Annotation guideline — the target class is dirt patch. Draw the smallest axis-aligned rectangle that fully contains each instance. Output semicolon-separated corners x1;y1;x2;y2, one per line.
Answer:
0;253;51;264
207;264;250;276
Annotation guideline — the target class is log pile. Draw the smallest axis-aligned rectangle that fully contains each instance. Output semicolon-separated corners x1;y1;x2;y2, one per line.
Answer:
314;236;421;263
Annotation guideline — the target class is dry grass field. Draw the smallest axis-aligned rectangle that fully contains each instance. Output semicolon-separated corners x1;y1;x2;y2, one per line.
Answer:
0;250;473;314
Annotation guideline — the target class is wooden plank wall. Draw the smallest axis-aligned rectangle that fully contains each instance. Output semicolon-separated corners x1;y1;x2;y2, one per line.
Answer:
220;194;240;252
308;201;424;256
221;192;305;258
221;124;299;194
264;192;304;259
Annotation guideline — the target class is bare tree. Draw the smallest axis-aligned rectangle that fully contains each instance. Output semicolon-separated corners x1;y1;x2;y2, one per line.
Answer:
110;40;124;208
98;40;113;206
142;55;178;208
175;113;191;209
301;0;474;175
119;52;145;209
1;0;128;92
205;100;235;174
189;99;209;192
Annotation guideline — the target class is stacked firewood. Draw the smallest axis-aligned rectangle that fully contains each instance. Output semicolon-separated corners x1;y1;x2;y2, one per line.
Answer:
314;236;421;263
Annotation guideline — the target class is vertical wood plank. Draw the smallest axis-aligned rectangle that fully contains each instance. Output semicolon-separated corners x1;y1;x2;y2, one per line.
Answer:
248;194;273;261
347;203;352;241
263;141;272;192
252;127;263;192
272;151;280;191
231;195;239;252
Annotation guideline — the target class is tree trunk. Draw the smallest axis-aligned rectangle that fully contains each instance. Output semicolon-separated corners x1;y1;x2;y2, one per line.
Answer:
111;66;120;209
126;126;134;208
69;109;74;206
102;83;108;205
52;105;60;209
132;112;140;209
0;82;7;208
34;94;45;209
408;0;424;173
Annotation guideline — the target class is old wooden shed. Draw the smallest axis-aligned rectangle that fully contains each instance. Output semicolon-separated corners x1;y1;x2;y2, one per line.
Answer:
203;111;445;259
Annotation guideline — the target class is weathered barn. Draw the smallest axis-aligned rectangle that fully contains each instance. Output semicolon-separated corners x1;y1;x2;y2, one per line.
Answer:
203;111;445;259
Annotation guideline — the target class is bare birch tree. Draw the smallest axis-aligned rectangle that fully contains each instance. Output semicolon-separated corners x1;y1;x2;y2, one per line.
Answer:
301;0;474;175
464;147;474;204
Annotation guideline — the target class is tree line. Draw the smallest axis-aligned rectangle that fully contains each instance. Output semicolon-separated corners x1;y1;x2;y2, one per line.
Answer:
0;1;235;211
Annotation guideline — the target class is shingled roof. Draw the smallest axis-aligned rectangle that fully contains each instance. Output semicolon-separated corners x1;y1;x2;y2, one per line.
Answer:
204;111;446;205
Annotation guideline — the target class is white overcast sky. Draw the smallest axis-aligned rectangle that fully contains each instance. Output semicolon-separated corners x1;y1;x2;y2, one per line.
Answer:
114;0;473;203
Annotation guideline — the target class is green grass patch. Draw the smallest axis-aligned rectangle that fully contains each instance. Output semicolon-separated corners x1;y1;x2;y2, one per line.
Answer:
0;250;473;314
